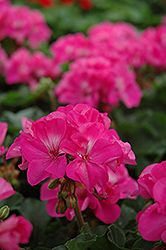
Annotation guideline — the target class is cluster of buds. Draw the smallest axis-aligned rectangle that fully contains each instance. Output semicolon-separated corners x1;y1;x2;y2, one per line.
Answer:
48;176;78;214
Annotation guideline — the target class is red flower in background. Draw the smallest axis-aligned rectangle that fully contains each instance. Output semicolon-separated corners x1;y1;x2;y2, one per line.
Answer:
27;0;53;7
26;0;93;9
79;0;93;10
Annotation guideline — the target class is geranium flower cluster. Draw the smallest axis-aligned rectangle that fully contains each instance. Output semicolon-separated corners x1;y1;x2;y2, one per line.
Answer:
51;19;166;110
137;160;166;243
0;0;51;49
4;47;61;91
6;104;137;223
0;177;33;250
50;23;144;110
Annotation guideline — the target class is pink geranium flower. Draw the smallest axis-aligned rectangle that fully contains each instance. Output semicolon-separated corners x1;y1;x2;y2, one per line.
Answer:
61;122;123;193
54;56;142;110
0;122;8;156
137;160;166;243
0;214;33;250
7;104;136;195
4;48;61;91
50;33;90;64
0;3;51;48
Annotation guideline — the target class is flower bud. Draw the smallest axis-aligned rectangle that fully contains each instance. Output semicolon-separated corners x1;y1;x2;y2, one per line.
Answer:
66;195;77;209
0;205;10;220
61;190;68;199
70;182;75;194
48;179;60;190
55;199;67;214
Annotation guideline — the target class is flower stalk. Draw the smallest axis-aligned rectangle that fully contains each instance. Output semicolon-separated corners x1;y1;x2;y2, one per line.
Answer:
74;200;85;229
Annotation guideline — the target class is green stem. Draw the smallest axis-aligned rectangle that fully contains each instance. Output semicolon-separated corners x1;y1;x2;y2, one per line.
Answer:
48;89;57;111
74;202;85;229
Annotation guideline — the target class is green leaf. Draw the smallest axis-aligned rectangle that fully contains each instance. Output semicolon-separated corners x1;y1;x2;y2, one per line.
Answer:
116;204;137;231
19;198;50;246
81;222;93;235
132;238;155;250
107;224;126;248
51;246;68;250
0;192;24;211
66;233;96;250
90;225;127;250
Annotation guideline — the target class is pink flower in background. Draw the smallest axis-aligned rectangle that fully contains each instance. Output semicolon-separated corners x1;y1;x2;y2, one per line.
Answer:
137;160;166;243
4;48;61;91
0;1;9;40
50;33;90;64
5;6;31;45
88;21;138;41
28;9;51;49
0;122;8;156
0;177;15;201
54;57;109;108
54;56;142;110
87;21;145;68
0;0;10;7
141;26;166;68
28;51;61;91
0;3;51;48
0;214;33;250
4;48;32;85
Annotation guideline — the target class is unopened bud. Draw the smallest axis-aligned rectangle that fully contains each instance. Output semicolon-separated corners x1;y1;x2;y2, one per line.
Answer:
70;182;75;194
66;195;77;209
0;205;10;220
61;190;68;199
55;199;67;214
48;179;60;190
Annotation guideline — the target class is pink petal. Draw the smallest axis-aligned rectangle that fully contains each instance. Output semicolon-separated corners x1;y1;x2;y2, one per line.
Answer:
27;159;51;185
46;199;63;218
0;122;7;146
66;158;108;193
45;154;67;178
153;177;166;211
94;201;121;224
40;181;59;201
138;203;166;242
90;139;122;165
21;138;48;162
0;177;15;201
